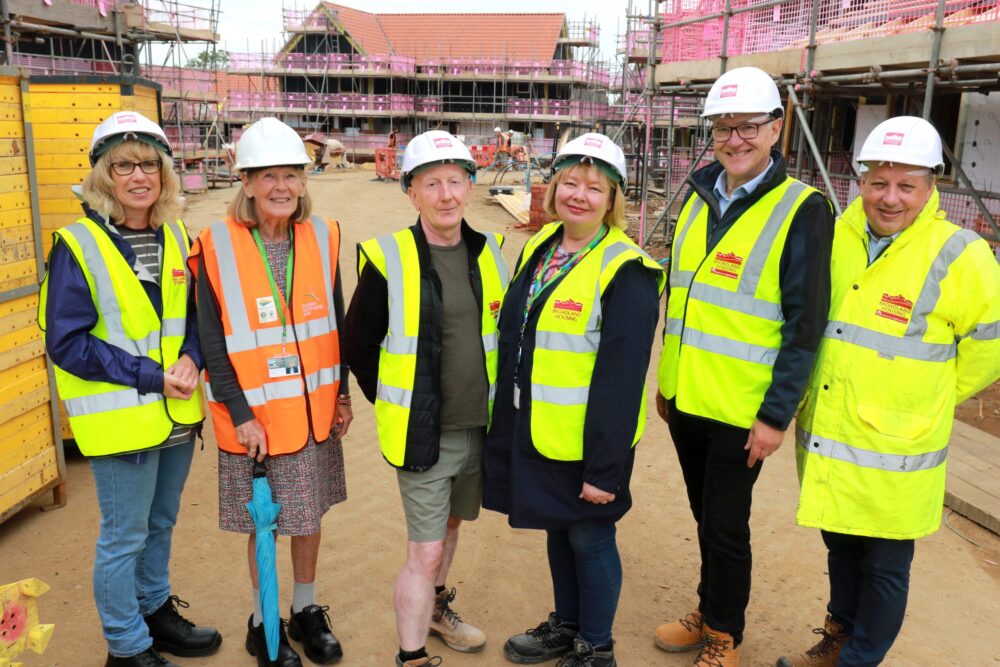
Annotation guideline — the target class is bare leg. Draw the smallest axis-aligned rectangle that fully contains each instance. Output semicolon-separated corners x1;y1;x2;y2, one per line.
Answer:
394;540;445;651
435;516;462;588
291;531;321;583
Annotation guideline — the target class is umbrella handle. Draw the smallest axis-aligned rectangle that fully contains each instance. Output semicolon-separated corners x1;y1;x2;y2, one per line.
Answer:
253;458;268;478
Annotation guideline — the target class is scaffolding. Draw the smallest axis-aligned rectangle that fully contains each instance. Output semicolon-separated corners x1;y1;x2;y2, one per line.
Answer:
615;0;1000;257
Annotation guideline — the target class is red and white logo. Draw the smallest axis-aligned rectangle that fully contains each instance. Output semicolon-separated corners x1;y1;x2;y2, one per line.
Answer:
710;251;743;279
883;132;905;146
489;300;501;320
115;113;138;125
553;299;584;321
433;137;452;148
171;268;186;284
583;137;604;148
720;84;739;98
875;293;913;324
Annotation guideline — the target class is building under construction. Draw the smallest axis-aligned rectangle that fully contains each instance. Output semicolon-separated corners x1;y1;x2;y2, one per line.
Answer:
218;2;612;155
614;0;1000;257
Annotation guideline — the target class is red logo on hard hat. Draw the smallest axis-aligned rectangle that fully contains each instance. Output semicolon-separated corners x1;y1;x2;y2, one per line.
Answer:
433;137;452;148
116;113;138;124
583;137;604;148
875;293;913;324
720;84;738;98
710;251;743;279
883;132;904;146
553;299;584;322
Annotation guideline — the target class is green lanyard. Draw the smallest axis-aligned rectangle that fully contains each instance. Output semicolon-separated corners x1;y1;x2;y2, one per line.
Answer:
524;224;608;320
251;226;295;351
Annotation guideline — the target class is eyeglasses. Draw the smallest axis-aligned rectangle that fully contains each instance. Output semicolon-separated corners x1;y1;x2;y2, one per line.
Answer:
711;117;776;142
110;160;162;176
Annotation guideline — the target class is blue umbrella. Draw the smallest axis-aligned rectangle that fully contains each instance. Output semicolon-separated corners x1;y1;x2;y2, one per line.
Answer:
247;459;281;661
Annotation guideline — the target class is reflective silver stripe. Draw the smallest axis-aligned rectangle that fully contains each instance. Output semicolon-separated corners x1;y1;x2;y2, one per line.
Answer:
226;318;336;353
376;380;413;408
305;365;340;393
484;233;509;286
688;283;783;321
162;318;186;338
483;332;498;354
64;388;161;416
971;321;1000;341
682;326;779;364
244;378;304;407
739;180;808;296
532;384;590;405
670;270;695;289
665;317;683;336
376;233;415;357
210;222;253;339
907;228;980;339
536;330;599;353
797;426;948;472
671;196;704;260
165;221;189;265
825;321;956;362
307;215;338;333
488;383;497;403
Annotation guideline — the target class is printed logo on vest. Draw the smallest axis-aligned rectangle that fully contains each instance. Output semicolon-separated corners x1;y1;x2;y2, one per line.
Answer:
553;299;583;321
171;268;186;284
720;84;738;98
489;300;501;321
710;251;743;279
883;132;905;146
875;293;913;324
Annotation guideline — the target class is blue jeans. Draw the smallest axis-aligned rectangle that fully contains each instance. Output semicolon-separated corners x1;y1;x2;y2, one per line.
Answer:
822;530;915;667
546;520;622;646
90;441;195;657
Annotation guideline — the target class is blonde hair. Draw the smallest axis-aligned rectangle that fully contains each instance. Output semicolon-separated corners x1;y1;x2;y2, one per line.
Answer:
544;163;627;231
227;167;313;227
82;141;182;229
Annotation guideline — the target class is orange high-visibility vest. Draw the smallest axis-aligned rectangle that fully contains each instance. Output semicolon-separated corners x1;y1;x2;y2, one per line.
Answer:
190;216;341;455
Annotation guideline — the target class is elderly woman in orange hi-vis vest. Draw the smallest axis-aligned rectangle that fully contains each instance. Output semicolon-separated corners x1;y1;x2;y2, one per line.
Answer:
39;111;221;667
188;117;351;667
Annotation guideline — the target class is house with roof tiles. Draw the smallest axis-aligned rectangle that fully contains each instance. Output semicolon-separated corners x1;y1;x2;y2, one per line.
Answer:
221;1;610;153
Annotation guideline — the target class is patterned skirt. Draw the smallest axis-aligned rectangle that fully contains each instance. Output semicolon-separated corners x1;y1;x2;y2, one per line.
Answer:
218;434;347;536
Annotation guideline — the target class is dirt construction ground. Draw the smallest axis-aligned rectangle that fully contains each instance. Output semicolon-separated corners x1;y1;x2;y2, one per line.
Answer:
2;169;1000;667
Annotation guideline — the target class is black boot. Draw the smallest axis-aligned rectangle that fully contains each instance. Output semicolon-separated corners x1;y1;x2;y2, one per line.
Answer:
504;613;578;664
144;595;222;658
556;638;616;667
245;614;303;667
104;647;178;667
287;605;343;664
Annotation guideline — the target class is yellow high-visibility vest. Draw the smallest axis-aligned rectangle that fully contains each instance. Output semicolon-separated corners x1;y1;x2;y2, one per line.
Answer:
658;177;817;428
517;223;665;461
39;218;204;456
358;228;508;468
796;190;1000;539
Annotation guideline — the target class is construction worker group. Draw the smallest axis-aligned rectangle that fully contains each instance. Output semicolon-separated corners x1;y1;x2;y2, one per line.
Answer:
40;63;1000;667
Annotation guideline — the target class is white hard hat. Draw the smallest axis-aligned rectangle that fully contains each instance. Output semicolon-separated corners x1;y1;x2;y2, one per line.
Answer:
702;67;782;119
89;111;171;166
552;132;628;189
234;117;311;172
494;127;502;132
399;130;477;193
857;116;944;175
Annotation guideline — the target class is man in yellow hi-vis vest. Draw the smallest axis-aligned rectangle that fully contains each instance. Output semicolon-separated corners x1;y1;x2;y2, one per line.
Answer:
776;117;1000;667
344;131;509;667
653;67;835;667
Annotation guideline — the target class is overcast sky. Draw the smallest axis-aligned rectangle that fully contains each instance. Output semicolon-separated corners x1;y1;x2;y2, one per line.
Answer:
213;0;634;62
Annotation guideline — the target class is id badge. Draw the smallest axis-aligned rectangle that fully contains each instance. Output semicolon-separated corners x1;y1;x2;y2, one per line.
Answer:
256;296;278;324
268;353;300;378
513;383;520;410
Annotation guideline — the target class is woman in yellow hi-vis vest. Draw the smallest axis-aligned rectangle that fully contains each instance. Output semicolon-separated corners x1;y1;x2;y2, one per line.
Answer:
484;134;665;667
39;112;220;666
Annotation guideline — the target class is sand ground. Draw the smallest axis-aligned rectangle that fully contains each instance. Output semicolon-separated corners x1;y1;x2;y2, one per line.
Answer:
2;169;999;666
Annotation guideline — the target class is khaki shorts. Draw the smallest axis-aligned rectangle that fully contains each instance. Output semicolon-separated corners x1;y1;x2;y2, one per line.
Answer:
396;427;484;543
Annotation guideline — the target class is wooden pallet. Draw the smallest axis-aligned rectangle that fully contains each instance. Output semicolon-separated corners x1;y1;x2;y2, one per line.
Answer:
493;192;530;225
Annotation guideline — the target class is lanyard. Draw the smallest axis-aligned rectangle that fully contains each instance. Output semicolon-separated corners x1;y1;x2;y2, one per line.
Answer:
251;226;295;351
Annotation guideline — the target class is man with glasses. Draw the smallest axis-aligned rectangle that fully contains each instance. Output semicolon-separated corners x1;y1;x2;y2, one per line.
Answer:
653;66;835;666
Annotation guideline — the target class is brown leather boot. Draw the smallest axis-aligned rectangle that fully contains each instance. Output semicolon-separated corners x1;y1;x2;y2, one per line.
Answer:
654;610;703;652
775;615;848;667
693;624;739;667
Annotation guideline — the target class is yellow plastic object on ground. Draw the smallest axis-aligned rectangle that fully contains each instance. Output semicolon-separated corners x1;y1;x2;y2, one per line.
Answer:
0;578;54;667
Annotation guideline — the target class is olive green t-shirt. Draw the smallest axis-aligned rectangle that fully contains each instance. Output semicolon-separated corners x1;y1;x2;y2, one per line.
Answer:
429;239;489;430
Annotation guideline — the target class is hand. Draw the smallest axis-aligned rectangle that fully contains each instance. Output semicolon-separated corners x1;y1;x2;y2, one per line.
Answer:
744;418;785;468
165;354;198;395
333;401;353;438
236;419;268;462
579;482;616;505
655;392;669;423
162;372;194;400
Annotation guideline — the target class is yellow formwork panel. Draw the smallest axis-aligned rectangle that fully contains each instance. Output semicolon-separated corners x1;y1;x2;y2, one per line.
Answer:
35;169;85;187
0;138;28;158
29;124;95;141
29;108;115;125
0;215;31;235
39;200;82;215
0;406;51;461
0;447;58;508
31;138;90;157
0;106;21;122
0;174;28;194
0;357;48;423
32;154;88;170
25;91;120;110
0;120;24;139
0;192;30;213
0;156;28;175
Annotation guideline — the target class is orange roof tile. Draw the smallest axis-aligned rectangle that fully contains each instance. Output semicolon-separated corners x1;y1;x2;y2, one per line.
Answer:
323;2;565;61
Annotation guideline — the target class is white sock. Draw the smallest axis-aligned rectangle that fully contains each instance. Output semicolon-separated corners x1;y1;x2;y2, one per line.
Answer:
292;581;316;614
253;588;263;626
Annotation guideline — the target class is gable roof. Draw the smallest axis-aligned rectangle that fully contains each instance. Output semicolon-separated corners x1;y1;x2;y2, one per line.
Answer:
323;2;566;61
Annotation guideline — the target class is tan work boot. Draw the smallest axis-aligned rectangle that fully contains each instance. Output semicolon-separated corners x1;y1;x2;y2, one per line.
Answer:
693;624;739;667
395;656;442;667
775;615;849;667
429;588;486;653
654;610;704;652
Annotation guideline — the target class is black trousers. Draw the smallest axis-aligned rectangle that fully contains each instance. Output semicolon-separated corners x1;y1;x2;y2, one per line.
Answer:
667;401;762;645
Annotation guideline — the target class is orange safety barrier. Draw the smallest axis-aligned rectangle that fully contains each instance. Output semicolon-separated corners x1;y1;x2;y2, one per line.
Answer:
375;147;400;180
469;144;496;168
